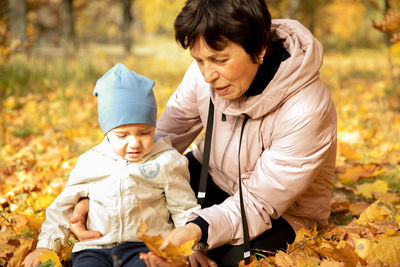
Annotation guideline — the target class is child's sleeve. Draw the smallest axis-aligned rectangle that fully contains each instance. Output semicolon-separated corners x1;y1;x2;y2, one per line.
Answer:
36;163;89;252
164;153;200;228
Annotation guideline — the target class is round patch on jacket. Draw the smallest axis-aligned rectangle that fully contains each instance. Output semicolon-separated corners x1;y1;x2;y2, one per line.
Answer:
138;163;160;179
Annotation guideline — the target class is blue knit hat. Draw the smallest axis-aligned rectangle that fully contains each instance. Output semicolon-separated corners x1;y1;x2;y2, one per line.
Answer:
93;63;157;135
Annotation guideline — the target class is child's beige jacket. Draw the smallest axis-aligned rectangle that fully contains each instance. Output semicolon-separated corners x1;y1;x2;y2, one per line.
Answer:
37;137;200;252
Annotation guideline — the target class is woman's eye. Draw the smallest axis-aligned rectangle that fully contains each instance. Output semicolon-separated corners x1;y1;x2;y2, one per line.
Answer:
116;134;127;138
213;58;227;63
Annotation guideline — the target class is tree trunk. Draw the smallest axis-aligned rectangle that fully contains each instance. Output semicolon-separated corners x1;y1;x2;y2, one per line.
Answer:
121;0;133;53
61;0;77;54
9;0;26;51
384;0;391;46
288;0;299;19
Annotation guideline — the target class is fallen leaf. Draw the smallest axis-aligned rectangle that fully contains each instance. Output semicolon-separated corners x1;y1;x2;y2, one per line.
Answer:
337;164;376;184
354;236;400;266
357;201;391;225
349;202;370;216
137;220;194;264
330;193;350;213
355;179;388;199
7;238;34;267
38;251;62;267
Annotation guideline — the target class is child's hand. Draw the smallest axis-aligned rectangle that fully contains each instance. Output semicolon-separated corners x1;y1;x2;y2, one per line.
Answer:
22;248;52;267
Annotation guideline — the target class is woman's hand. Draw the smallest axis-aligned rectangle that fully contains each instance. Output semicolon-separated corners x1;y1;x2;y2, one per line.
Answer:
189;252;217;267
22;248;52;267
69;198;102;241
160;223;202;249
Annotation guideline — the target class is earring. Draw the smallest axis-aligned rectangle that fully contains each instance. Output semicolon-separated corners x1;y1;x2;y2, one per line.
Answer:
259;57;264;64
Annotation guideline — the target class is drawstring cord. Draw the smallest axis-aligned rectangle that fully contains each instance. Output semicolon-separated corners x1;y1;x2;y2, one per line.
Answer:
238;114;251;264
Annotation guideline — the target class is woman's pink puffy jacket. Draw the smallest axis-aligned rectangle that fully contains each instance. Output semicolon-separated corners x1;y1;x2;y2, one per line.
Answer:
156;19;337;249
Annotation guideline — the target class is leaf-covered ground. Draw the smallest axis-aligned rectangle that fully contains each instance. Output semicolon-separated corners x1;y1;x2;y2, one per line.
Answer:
1;43;400;266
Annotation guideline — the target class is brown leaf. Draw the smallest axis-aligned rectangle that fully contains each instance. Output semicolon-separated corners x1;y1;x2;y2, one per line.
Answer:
349;202;370;216
330;193;350;213
6;238;34;267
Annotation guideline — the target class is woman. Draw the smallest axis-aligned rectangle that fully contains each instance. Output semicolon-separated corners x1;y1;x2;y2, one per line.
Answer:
73;0;337;266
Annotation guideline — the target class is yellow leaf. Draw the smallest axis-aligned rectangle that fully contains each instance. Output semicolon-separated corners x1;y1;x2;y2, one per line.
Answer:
274;250;320;267
137;220;194;264
354;237;400;265
23;212;45;232
39;251;62;267
312;239;362;266
337;164;375;184
374;192;399;205
355;179;388;199
293;225;318;243
357;201;391;225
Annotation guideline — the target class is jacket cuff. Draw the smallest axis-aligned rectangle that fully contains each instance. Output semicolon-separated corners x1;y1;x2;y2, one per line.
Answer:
37;239;62;252
187;216;209;243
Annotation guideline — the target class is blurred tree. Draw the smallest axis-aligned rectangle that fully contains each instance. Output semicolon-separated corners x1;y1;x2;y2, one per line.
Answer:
9;0;27;52
287;0;300;19
369;0;400;81
0;0;8;56
121;0;133;53
134;0;185;34
61;0;78;54
316;0;366;49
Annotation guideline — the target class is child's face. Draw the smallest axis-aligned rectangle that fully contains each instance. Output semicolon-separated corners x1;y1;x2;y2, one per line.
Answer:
107;124;155;162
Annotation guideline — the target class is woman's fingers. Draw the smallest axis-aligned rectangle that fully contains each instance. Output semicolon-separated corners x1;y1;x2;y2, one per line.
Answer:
70;198;89;224
69;198;102;241
69;222;102;240
189;252;217;267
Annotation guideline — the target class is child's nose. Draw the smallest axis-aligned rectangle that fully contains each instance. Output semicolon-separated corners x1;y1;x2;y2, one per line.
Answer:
128;136;139;147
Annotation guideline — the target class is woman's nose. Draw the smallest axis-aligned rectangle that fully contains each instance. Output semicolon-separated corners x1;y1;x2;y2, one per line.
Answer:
203;64;218;83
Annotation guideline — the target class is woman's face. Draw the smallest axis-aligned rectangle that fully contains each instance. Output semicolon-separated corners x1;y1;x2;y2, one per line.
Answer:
190;36;265;100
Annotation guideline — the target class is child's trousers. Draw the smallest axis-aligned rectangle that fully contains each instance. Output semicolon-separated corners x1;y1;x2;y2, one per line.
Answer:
71;242;150;267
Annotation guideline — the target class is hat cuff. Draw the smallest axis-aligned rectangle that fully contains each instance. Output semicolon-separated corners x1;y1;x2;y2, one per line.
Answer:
98;103;157;134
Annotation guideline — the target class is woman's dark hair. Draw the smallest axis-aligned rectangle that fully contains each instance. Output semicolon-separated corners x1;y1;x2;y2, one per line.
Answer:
174;0;272;62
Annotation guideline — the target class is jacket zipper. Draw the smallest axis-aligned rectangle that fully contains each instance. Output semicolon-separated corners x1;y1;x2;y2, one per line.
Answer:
117;161;129;243
220;117;240;174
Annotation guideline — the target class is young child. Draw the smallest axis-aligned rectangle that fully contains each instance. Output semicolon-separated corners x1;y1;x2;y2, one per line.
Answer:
23;63;200;267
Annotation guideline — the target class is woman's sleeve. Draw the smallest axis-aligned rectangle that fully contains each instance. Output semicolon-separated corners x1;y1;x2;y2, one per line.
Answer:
155;62;205;153
164;153;201;227
191;94;337;248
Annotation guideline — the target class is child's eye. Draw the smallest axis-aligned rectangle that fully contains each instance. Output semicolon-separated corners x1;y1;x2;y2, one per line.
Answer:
116;134;127;138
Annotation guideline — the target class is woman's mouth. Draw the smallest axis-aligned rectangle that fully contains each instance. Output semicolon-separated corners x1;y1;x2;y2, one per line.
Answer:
214;85;230;95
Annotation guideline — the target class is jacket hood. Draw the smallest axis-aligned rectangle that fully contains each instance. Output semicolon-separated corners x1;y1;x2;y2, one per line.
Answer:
210;19;324;119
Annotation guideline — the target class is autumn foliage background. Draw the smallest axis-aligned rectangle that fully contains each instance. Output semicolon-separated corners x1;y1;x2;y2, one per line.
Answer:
1;0;400;266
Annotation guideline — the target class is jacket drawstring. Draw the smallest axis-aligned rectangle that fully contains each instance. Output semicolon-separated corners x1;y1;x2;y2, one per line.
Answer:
238;114;251;264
